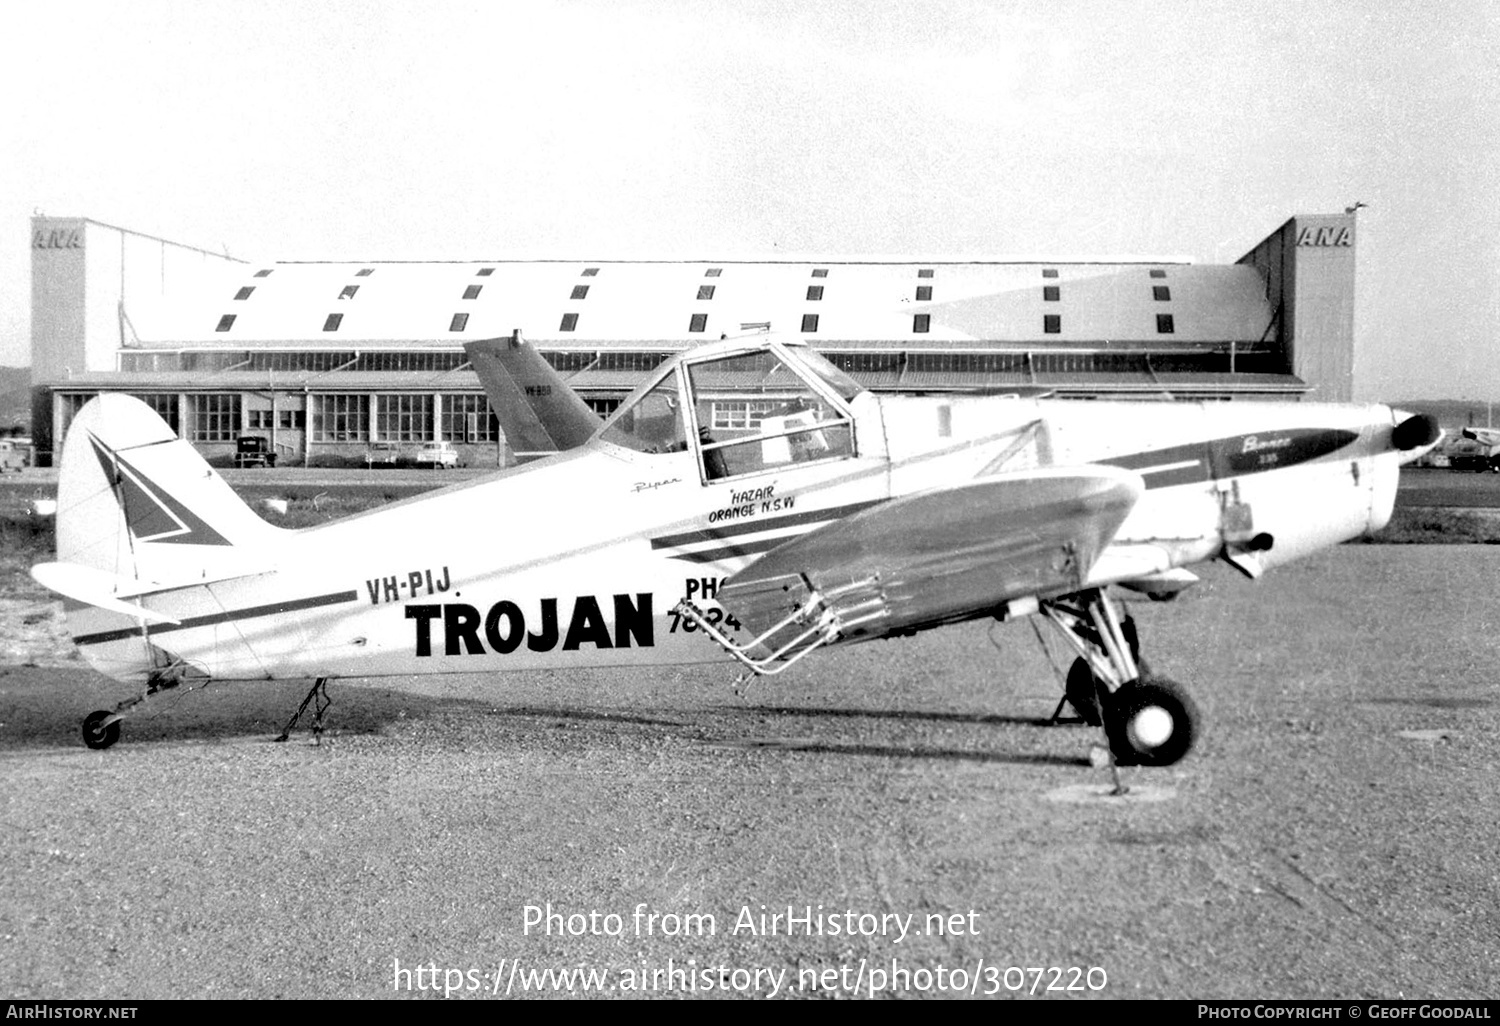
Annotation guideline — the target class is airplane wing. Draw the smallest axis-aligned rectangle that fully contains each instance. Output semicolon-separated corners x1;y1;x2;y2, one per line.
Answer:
713;466;1143;663
464;332;602;457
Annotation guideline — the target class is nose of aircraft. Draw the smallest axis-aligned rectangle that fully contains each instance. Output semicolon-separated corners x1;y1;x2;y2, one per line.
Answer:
1390;409;1442;453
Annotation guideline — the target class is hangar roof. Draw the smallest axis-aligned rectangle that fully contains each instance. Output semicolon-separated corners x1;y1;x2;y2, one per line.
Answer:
123;259;1275;348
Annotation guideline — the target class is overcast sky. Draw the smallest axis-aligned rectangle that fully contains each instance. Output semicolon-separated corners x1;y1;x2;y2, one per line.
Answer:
2;0;1495;400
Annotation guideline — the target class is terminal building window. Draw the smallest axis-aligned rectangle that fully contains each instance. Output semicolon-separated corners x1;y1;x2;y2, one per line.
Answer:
801;314;819;333
131;394;179;433
190;394;240;443
544;351;597;372
1043;286;1059;301
697;285;716;301
710;399;781;431
1157;314;1176;334
560;313;579;332
450;313;469;332
915;286;932;301
907;352;1025;374
1044;314;1061;334
323;313;343;332
216;314;236;332
311;394;369;442
184;351;251;372
354;351;466;372
440;394;499;442
807;286;824;301
571;285;590;300
58;394;99;439
463;285;483;300
689;313;708;333
338;285;360;300
913;314;930;333
234;287;255;301
376;394;434;442
246;409;303;431
119;352;183;372
246;351;354;372
1153;286;1171;301
596;352;666;372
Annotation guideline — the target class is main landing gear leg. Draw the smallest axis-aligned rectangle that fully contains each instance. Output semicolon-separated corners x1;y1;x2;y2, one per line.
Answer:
275;677;333;745
1038;589;1200;783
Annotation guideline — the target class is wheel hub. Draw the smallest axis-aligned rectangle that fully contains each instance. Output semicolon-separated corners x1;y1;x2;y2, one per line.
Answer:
1129;705;1175;748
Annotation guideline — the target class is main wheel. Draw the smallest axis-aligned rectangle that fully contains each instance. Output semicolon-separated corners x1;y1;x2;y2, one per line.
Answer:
1102;678;1198;767
82;710;121;750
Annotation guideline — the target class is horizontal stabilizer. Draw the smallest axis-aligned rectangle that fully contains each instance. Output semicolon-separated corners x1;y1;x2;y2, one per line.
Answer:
465;332;601;455
31;562;181;624
718;466;1144;658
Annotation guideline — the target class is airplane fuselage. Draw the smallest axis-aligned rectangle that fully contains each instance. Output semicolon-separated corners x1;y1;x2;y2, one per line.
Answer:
66;392;1405;686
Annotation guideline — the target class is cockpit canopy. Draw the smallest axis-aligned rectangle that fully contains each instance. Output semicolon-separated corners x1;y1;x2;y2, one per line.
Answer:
598;336;862;482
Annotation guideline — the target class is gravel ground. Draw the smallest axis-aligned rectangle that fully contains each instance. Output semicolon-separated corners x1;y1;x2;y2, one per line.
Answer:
0;546;1496;1000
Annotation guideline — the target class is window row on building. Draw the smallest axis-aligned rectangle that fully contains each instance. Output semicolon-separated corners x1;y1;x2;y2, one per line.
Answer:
61;341;1284;456
59;392;508;445
119;340;1265;380
120;350;473;373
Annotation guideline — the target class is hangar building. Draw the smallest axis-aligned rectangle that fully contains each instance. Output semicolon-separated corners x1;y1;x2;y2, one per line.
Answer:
28;212;1357;467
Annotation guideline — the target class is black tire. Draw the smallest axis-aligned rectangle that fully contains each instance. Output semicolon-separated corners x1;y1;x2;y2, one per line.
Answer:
82;710;121;750
1102;677;1198;767
1064;657;1104;726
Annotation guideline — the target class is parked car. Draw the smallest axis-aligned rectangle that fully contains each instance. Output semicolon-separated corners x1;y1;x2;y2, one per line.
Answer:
1449;451;1500;473
0;437;33;473
364;442;411;468
414;441;459;469
233;435;277;468
1443;439;1498;472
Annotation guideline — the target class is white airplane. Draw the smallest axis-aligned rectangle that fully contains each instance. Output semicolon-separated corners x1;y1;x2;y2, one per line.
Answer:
32;332;1441;773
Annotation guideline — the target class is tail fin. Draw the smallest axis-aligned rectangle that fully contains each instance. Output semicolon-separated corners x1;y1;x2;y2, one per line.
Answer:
47;394;284;594
465;331;601;458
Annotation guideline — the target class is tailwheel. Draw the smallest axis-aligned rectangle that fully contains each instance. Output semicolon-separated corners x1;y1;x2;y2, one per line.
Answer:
1102;677;1199;767
81;710;121;750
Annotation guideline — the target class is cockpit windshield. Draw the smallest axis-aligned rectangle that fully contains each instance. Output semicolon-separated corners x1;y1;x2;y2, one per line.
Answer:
682;343;856;480
595;338;862;472
597;371;687;454
786;345;862;402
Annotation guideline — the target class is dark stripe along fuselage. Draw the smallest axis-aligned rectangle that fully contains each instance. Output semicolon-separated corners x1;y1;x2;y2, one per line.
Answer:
654;427;1362;562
